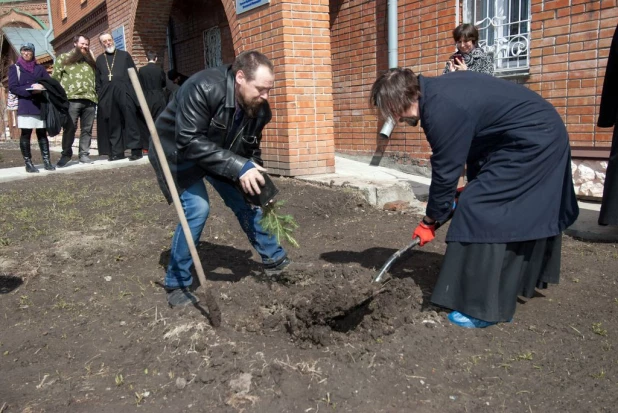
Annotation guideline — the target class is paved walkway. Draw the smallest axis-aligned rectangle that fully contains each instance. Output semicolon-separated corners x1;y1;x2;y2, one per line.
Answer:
1;146;616;242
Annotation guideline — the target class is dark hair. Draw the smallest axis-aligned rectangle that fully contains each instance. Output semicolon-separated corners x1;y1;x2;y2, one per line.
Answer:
146;51;157;61
453;24;479;45
231;50;274;81
370;68;421;121
73;34;90;44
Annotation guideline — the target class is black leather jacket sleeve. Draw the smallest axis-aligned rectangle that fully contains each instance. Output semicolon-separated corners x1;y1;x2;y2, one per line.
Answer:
175;80;246;181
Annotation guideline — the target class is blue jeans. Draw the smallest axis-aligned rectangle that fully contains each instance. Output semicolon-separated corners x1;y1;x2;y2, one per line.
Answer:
165;177;287;289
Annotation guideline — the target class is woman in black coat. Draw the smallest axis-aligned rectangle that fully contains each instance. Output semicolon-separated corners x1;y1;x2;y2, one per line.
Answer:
370;68;578;328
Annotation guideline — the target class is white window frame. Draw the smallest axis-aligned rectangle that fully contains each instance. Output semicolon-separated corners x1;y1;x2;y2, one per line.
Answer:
463;0;531;76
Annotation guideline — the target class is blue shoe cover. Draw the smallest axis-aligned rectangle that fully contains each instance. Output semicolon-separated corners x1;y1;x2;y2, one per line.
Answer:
448;311;498;328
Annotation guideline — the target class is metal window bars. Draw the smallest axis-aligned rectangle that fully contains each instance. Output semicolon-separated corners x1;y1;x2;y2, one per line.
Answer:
464;0;531;76
204;26;223;69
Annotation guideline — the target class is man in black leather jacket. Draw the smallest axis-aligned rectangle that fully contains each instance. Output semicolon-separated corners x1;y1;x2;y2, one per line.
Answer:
150;51;290;307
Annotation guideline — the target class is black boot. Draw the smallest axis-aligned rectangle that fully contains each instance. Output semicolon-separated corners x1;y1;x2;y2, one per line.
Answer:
38;137;56;171
20;136;39;173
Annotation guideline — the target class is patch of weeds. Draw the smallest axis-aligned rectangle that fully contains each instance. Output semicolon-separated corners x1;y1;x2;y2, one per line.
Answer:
53;298;75;311
590;369;606;379
592;323;608;337
135;391;147;406
19;295;32;308
0;238;10;247
94;212;117;226
115;373;124;386
92;198;117;209
514;351;534;361
12;207;38;222
118;291;133;299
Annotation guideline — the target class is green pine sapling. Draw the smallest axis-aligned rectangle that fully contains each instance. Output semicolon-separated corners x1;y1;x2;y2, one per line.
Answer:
260;200;299;247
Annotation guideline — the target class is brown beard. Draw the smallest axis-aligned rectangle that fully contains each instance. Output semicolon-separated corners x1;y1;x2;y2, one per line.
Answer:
64;46;96;69
237;93;264;118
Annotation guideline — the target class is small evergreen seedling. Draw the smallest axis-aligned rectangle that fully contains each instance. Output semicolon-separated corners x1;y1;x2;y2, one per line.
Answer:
260;201;299;247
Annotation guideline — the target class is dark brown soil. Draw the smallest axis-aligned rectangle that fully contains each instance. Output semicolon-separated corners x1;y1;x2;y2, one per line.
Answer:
0;159;617;413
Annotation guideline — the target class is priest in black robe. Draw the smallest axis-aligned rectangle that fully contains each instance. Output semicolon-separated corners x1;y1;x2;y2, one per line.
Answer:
598;23;618;226
95;33;143;161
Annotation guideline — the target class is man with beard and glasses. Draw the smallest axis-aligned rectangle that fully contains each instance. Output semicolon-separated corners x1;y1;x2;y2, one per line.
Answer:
150;50;291;307
370;68;579;329
52;35;98;166
95;32;143;161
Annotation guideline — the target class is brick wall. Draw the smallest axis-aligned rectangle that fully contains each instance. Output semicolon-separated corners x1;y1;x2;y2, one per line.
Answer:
0;1;49;29
167;0;234;75
51;0;105;39
331;0;617;164
232;0;336;176
527;0;616;148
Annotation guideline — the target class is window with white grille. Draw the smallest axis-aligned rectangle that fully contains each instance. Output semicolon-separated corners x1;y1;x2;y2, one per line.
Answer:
464;0;531;76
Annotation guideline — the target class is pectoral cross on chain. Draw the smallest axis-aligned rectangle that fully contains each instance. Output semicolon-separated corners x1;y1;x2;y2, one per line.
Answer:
108;73;113;81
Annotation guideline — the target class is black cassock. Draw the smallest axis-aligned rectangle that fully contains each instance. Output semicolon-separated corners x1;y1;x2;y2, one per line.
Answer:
95;50;143;157
138;62;167;148
418;72;579;323
139;62;167;119
598;23;618;226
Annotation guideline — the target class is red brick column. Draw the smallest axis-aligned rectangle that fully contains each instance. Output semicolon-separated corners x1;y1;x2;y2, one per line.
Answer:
228;0;336;176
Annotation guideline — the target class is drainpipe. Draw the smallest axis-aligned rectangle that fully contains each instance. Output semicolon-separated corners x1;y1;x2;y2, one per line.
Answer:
456;0;460;27
44;0;55;60
379;0;398;138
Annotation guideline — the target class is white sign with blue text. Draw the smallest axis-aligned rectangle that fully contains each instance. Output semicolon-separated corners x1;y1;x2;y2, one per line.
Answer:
112;26;126;51
236;0;269;14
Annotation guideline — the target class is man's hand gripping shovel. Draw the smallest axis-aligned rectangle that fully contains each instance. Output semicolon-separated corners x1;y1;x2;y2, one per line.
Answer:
127;68;222;327
372;189;462;283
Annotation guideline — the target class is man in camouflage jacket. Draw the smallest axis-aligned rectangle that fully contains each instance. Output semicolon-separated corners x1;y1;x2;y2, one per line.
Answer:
52;34;98;166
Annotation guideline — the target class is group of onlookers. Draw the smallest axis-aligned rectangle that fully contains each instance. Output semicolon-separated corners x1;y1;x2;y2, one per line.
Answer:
7;33;185;172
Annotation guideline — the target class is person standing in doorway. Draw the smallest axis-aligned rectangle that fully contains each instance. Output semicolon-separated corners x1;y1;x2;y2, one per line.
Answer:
95;32;143;161
138;51;167;150
53;34;98;166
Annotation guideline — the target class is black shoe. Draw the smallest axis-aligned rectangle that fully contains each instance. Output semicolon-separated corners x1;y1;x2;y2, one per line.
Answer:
56;155;72;168
108;155;125;162
24;158;39;173
263;257;290;277
129;149;143;161
167;288;200;307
